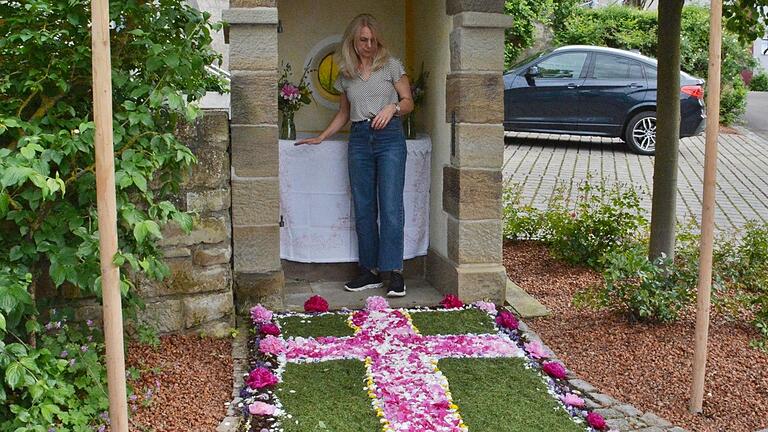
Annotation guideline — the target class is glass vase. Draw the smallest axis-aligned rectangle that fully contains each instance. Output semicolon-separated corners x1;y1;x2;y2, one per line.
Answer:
280;111;296;140
404;112;417;139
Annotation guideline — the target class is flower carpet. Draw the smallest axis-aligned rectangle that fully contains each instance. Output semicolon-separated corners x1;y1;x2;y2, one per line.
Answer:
237;295;611;432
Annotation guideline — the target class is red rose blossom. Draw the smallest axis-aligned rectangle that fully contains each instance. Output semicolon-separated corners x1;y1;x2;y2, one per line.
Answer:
247;367;278;389
495;311;519;330
440;294;464;309
542;361;568;380
304;295;329;313
586;411;607;430
260;323;281;336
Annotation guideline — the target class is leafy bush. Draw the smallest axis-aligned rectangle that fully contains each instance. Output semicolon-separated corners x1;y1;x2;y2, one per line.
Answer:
750;71;768;91
504;0;579;68
574;244;695;323
550;5;755;124
1;0;226;427
720;78;748;126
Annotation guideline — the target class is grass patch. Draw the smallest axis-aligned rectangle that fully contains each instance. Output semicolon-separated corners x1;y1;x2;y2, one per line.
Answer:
277;313;354;338
439;358;583;432
409;308;496;335
276;360;379;432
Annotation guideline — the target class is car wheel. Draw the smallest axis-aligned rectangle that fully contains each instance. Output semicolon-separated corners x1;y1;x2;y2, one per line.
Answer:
625;111;657;155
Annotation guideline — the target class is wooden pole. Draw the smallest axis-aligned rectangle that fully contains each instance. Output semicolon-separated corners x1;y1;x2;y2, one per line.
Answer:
690;0;722;414
91;0;129;429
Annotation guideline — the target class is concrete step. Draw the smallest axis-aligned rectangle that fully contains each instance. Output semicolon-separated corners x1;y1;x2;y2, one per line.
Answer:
283;278;444;311
505;278;549;318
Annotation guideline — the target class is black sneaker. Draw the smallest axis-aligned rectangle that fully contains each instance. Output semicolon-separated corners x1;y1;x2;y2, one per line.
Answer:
344;270;383;292
386;272;407;297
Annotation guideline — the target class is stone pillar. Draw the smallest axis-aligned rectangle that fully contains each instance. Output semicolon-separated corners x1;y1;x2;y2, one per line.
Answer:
223;5;284;311
438;1;512;304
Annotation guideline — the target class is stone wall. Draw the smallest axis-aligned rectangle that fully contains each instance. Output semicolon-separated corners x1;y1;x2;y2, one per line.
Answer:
137;109;235;336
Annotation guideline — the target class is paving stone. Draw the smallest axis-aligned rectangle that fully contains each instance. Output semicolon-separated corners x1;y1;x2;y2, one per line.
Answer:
590;392;618;407
640;412;673;428
605;418;630;430
505;278;549;317
633;427;665;432
568;378;597;394
595;408;624;419
614;403;644;417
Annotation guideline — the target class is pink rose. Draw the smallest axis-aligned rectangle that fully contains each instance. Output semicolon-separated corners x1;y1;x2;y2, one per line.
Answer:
247;367;278;389
586;412;607;430
259;335;285;356
495;311;519;330
365;296;389;311
473;301;497;314
542;361;568;380
559;392;585;408
351;311;368;327
440;294;464;309
260;323;281;336
304;295;329;313
250;305;273;325
248;401;276;416
524;340;547;359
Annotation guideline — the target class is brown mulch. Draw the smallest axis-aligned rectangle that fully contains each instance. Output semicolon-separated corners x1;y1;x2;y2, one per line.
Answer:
503;240;768;432
125;335;232;432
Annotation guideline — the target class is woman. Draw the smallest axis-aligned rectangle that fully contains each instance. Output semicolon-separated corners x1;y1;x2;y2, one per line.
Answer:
296;14;414;297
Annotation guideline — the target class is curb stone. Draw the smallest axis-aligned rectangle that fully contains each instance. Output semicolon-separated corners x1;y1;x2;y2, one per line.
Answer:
216;321;248;432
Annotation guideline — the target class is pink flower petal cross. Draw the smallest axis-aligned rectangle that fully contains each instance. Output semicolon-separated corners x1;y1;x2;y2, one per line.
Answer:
282;307;522;431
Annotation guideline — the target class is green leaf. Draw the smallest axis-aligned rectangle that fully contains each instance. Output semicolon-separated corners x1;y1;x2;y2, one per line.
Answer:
0;191;9;217
133;221;149;243
1;166;34;188
5;362;23;389
0;313;5;331
132;173;147;192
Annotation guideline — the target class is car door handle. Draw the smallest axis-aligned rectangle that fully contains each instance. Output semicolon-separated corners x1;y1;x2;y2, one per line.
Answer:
567;83;580;89
628;82;644;88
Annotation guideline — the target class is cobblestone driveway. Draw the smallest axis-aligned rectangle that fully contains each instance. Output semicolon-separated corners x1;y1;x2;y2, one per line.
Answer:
502;128;768;233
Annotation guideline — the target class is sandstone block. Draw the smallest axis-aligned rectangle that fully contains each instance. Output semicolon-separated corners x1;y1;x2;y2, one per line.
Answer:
229;0;275;6
138;261;232;297
447;217;502;264
453;11;514;28
234;270;284;312
183;291;234;328
187;189;230;213
162;247;192;258
450;27;506;72
231;178;279;227
222;7;278;24
139;300;183;333
199;110;230;151
159;216;230;247
194;245;233;267
229;25;278;71
231;71;278;125
233;225;281;273
182;144;230;190
455;264;507;304
446;73;503;124
451;123;505;169
197;319;236;338
446;0;504;15
443;166;502;220
231;125;278;177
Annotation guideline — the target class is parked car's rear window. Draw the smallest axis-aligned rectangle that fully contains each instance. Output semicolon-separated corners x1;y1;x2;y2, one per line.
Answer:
593;54;645;80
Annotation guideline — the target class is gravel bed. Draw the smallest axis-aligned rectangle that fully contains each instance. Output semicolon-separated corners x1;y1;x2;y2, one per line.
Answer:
125;334;233;431
504;240;768;432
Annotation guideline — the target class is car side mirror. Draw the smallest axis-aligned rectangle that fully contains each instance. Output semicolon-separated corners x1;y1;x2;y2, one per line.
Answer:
526;66;540;77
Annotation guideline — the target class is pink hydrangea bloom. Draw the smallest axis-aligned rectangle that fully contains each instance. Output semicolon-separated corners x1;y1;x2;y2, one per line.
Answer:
246;367;278;389
473;301;497;314
260;323;281;336
304;295;329;313
495;311;519;330
248;401;276;416
560;392;585;408
259;335;285;356
366;296;390;311
586;411;607;430
524;340;547;359
542;361;568;380
249;305;273;325
440;294;464;309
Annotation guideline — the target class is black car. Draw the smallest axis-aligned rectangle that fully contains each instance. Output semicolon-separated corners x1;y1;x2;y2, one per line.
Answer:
503;46;706;155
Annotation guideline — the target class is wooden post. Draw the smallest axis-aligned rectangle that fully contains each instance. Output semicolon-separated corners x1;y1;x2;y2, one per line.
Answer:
690;0;722;414
91;0;129;429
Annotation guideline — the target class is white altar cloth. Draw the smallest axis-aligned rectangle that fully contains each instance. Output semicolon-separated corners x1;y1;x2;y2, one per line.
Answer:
279;133;431;263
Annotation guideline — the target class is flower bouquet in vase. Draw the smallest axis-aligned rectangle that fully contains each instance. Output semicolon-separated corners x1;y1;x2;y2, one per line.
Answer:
278;63;312;140
405;63;429;139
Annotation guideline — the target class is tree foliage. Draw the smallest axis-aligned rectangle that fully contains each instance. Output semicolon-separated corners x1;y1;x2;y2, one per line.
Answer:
0;0;226;427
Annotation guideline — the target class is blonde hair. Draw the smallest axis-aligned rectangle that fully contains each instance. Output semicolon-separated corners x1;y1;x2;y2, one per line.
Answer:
337;14;391;79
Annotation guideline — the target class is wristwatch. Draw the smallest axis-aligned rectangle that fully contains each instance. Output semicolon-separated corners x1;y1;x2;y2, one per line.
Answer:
394;102;401;115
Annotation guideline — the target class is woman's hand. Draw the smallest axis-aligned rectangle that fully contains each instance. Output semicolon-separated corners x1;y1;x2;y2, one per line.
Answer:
295;136;324;146
372;104;397;130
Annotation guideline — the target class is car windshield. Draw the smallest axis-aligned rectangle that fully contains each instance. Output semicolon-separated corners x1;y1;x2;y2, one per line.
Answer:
508;50;551;71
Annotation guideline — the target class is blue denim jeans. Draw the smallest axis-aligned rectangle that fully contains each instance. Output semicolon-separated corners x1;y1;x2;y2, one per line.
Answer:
348;116;407;272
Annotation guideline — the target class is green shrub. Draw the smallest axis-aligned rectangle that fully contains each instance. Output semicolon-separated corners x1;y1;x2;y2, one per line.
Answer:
574;244;695;323
504;0;580;68
502;186;547;241
719;77;748;126
0;0;226;427
750;71;768;91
